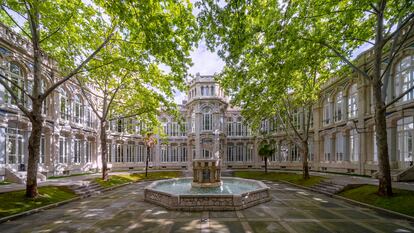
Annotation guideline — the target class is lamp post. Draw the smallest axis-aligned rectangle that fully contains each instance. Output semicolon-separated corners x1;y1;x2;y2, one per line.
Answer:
144;133;156;178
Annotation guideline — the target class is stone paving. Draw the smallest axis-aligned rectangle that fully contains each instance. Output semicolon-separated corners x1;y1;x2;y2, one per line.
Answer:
1;180;414;233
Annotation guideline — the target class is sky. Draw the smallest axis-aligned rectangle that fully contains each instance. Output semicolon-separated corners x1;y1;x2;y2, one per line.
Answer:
173;1;225;104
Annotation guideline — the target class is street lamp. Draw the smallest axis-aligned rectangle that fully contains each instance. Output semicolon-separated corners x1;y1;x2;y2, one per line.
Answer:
144;133;156;178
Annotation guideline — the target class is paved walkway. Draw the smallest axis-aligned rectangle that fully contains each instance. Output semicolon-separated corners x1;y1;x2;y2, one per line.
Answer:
1;180;413;233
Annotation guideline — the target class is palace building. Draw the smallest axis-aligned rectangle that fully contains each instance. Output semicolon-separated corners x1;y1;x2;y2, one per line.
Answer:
1;22;414;183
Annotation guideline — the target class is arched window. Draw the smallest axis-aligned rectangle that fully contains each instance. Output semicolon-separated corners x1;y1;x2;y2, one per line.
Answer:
202;107;212;131
348;84;358;118
334;91;343;122
59;88;70;121
73;95;83;124
395;55;414;102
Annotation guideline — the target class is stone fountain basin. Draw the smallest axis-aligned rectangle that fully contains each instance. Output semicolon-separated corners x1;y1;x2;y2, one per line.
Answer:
144;177;271;211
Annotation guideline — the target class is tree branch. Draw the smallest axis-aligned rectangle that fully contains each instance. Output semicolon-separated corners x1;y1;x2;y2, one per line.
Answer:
104;72;130;119
39;5;78;43
41;26;116;101
1;5;32;39
75;77;103;120
384;85;414;109
317;40;371;80
383;12;414;43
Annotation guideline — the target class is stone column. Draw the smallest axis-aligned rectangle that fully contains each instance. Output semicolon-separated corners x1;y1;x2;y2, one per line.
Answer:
195;109;201;159
52;132;60;175
388;123;398;168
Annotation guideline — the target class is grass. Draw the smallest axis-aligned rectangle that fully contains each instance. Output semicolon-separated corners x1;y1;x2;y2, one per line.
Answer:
339;185;414;217
0;181;11;185
48;172;95;179
94;171;182;188
234;171;325;187
0;186;77;218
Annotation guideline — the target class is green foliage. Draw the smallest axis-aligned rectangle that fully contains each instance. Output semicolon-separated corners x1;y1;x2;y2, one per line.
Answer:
234;171;325;187
258;144;274;158
340;185;414;217
94;171;182;188
197;0;331;131
0;186;76;218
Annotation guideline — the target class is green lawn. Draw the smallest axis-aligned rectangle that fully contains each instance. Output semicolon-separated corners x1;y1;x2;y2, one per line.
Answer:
94;171;182;188
339;185;414;217
0;186;77;218
234;171;325;187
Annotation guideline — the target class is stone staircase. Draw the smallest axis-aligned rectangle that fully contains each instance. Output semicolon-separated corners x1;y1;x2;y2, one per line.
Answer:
70;181;105;197
5;168;47;184
372;166;414;182
310;181;346;195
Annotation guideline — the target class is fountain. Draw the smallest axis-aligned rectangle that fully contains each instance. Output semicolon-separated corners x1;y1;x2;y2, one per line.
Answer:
144;155;271;211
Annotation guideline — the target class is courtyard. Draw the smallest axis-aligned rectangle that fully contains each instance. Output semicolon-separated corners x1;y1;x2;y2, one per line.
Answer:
1;180;413;233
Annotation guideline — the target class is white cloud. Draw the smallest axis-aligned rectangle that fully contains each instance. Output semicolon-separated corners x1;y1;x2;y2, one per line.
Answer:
188;40;225;75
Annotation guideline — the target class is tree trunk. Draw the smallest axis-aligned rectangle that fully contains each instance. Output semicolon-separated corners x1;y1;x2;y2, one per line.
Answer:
26;7;42;198
145;146;150;177
302;140;310;180
373;1;393;197
100;120;109;181
264;157;268;173
26;106;42;198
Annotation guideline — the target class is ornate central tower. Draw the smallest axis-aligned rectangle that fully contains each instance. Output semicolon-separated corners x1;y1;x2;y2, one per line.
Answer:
185;73;228;187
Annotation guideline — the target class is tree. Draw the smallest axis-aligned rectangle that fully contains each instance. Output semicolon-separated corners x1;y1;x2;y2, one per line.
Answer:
258;144;275;173
0;0;116;198
0;0;197;197
78;54;187;181
197;0;329;180
76;0;197;181
198;0;414;196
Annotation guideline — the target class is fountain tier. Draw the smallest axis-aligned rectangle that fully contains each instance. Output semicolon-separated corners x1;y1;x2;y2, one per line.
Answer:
144;177;271;211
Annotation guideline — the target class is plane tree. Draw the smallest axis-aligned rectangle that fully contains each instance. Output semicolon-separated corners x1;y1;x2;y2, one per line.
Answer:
198;0;414;196
0;0;197;197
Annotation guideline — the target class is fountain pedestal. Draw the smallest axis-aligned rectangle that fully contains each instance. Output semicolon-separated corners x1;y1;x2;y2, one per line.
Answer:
191;158;221;188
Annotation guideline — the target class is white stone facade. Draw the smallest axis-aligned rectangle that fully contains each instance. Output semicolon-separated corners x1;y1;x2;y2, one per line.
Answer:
1;22;414;179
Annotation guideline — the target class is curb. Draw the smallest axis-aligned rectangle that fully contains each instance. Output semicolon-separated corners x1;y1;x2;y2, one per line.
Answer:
277;180;414;222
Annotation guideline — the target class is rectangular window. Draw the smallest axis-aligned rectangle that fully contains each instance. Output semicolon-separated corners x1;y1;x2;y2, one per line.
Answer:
74;139;81;164
59;137;68;163
350;129;359;162
40;136;45;164
324;135;330;161
335;133;344;161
